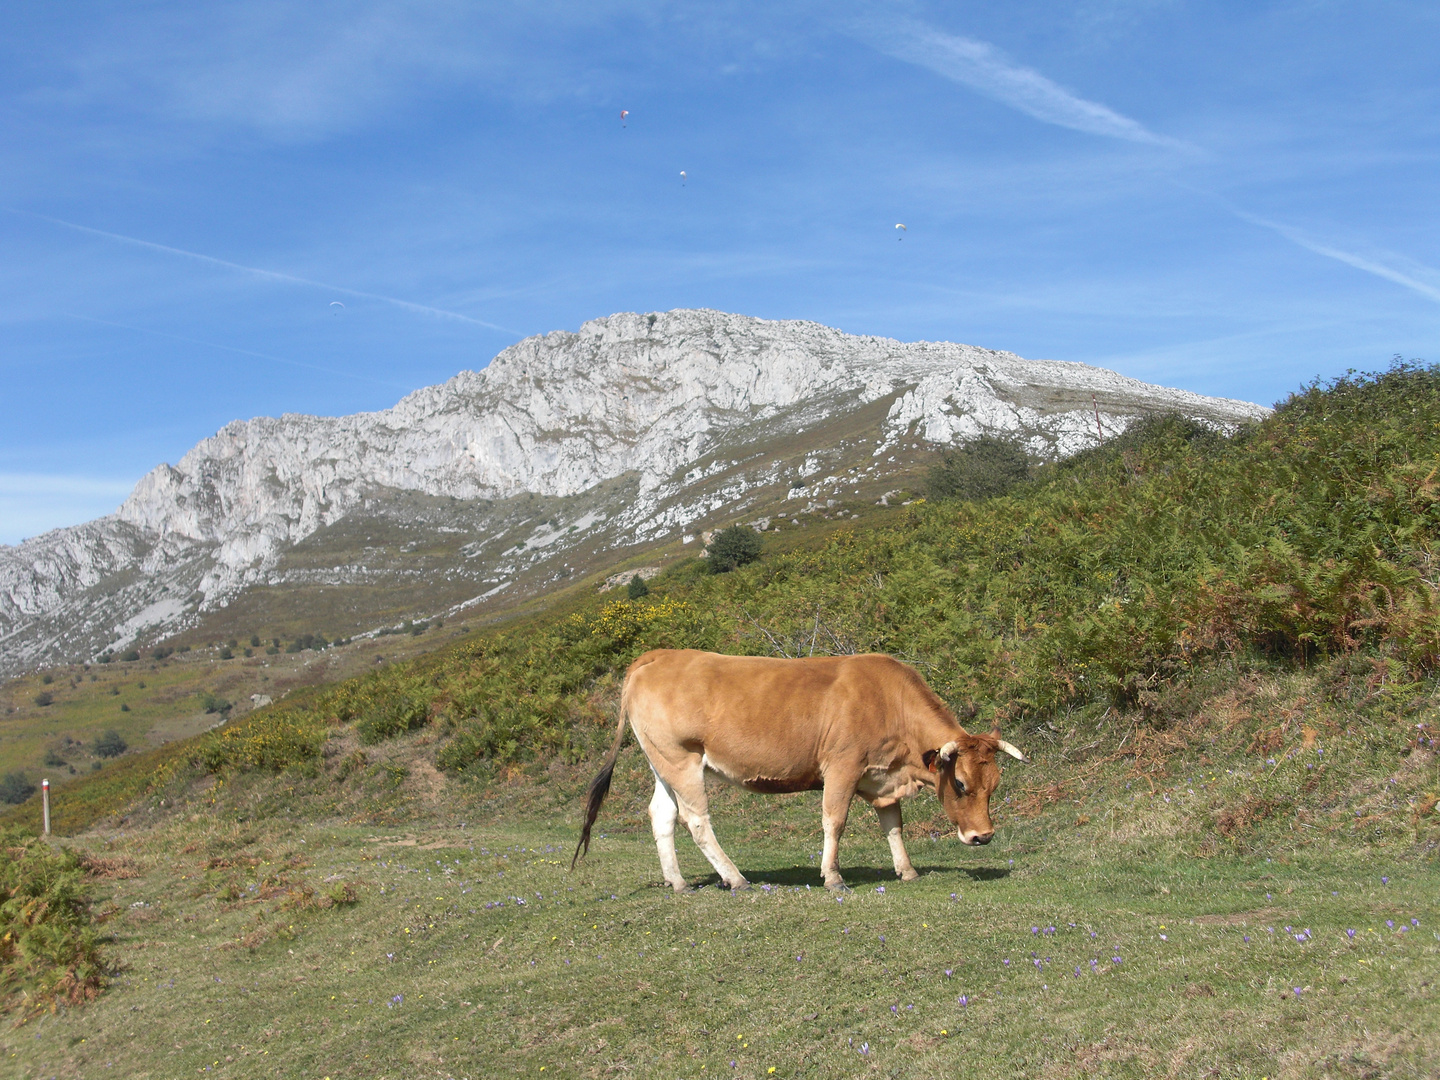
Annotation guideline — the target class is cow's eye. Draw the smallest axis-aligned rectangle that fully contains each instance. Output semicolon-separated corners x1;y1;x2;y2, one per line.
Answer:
951;776;967;796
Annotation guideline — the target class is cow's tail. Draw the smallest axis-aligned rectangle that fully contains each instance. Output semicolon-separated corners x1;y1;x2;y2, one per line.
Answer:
571;678;633;870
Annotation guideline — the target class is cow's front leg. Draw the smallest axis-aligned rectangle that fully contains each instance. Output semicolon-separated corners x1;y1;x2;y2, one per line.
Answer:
875;801;919;882
820;781;856;889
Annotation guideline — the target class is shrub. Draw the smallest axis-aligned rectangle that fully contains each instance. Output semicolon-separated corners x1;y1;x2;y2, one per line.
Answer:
43;749;67;768
119;703;129;712
151;646;173;660
0;833;117;1013
119;650;140;662
197;691;232;715
627;575;650;599
33;692;53;707
218;647;233;660
94;730;128;758
197;710;326;773
250;634;261;647
926;434;1030;500
40;674;53;685
0;773;36;805
265;646;280;656
356;692;432;744
706;525;763;573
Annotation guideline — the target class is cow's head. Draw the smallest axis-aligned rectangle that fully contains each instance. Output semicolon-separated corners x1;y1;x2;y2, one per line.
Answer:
923;732;1027;845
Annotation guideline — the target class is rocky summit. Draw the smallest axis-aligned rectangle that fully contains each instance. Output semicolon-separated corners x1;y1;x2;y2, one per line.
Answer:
0;309;1267;676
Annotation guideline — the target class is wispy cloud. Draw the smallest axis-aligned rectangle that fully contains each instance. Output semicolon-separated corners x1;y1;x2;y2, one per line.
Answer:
62;313;412;389
860;18;1186;149
15;210;522;334
1234;210;1440;304
0;473;138;544
0;473;136;499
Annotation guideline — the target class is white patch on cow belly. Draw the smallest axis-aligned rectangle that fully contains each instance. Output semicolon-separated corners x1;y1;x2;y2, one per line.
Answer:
701;752;745;787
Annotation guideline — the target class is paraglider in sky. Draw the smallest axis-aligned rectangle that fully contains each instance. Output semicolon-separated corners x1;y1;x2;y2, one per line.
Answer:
895;224;907;240
330;301;345;314
620;109;629;127
680;170;687;185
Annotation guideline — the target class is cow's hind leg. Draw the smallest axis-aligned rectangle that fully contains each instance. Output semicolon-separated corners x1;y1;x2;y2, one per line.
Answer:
875;802;920;882
671;764;748;891
647;770;689;893
820;780;857;889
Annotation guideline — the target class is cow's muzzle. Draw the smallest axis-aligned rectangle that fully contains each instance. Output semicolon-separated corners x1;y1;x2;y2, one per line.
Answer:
959;830;994;845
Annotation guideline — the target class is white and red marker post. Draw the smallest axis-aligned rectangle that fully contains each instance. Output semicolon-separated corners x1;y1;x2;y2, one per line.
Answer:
42;778;50;835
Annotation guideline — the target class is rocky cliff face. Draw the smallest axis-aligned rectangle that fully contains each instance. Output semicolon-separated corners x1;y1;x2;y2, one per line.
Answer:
0;309;1268;675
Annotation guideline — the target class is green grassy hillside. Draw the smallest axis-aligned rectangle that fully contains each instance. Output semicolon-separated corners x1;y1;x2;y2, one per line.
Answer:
4;364;1439;1078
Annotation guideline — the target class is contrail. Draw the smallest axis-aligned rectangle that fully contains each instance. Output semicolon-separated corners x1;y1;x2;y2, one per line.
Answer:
17;210;523;334
1233;210;1440;305
861;19;1187;149
63;313;413;389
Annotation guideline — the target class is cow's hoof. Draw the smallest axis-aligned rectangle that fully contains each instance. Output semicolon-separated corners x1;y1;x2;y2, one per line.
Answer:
727;879;751;892
824;878;848;891
899;870;920;883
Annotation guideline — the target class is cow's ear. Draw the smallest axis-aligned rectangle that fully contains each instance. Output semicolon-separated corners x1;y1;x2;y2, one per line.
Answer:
923;749;939;772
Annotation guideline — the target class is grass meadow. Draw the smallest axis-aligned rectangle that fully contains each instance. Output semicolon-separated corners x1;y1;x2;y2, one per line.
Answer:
6;732;1438;1080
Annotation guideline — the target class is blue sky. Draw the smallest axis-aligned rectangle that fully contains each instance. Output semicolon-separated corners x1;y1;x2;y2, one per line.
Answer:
3;1;1438;544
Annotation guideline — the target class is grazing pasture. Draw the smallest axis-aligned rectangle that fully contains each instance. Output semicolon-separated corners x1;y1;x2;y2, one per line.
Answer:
6;759;1438;1079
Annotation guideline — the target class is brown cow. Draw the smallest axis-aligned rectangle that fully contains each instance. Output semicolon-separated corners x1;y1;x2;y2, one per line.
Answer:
571;649;1026;891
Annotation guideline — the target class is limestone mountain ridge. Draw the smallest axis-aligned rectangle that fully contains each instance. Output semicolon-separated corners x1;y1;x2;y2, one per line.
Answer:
0;308;1268;676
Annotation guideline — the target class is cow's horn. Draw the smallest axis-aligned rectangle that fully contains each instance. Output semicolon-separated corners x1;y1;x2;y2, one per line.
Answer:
996;739;1028;763
938;740;960;761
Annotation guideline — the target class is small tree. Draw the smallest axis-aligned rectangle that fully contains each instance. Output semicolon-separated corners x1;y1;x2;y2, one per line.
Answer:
926;434;1031;501
626;575;650;599
94;730;128;758
197;691;231;715
706;525;763;574
0;772;35;805
33;691;53;707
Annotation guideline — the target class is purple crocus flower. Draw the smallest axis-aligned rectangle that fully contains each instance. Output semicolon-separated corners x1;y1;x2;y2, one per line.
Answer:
1346;929;1356;939
958;995;969;1007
